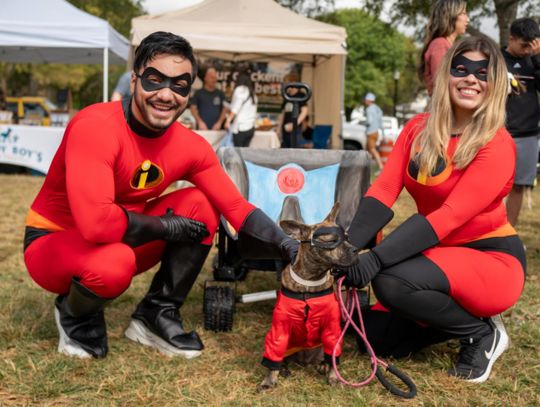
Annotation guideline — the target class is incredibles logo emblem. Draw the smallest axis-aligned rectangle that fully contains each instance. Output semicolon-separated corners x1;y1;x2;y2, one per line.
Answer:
131;160;164;189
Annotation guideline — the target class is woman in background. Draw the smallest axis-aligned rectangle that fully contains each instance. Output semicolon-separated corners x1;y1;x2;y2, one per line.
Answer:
225;71;258;147
420;0;469;95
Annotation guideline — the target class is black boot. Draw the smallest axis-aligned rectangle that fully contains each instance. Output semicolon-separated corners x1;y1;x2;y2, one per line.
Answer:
55;278;112;358
125;242;211;358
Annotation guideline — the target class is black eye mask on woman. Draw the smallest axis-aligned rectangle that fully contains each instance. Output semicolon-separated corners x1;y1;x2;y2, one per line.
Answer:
450;55;489;82
136;67;192;96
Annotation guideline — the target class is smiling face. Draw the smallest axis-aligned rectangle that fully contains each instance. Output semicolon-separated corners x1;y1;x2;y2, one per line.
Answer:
449;51;489;118
130;53;192;131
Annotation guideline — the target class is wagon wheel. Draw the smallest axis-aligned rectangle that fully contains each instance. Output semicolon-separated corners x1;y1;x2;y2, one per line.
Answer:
203;285;235;332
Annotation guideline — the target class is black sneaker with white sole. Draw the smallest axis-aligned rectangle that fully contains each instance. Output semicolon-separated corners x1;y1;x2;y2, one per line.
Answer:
448;317;509;383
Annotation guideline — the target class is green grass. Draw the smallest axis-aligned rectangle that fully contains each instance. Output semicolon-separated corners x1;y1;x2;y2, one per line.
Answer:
1;174;539;406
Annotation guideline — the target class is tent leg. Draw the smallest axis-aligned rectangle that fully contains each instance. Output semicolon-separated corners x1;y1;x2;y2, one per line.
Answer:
103;47;109;102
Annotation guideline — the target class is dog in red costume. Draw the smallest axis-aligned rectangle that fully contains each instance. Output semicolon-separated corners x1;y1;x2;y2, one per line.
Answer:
258;203;357;391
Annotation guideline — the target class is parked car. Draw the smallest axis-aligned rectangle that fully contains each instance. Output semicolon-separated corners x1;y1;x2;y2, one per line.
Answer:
4;96;61;126
341;115;402;150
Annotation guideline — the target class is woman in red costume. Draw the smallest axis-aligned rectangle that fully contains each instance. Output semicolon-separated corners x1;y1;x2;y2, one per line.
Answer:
23;32;297;360
336;36;526;383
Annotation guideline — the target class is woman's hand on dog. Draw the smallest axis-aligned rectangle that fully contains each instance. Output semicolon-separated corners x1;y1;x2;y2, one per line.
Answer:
333;250;382;288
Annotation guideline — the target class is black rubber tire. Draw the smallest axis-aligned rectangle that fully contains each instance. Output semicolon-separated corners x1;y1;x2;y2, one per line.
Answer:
203;285;235;332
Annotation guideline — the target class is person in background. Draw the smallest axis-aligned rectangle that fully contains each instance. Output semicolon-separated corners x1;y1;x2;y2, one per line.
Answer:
189;67;227;130
224;71;258;147
23;31;297;360
363;92;385;172
336;36;525;383
111;71;132;101
277;84;309;148
0;88;6;110
419;0;469;96
502;18;540;227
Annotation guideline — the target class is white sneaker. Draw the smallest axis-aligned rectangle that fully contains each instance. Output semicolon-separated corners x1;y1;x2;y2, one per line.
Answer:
490;314;511;350
124;319;202;359
54;308;92;359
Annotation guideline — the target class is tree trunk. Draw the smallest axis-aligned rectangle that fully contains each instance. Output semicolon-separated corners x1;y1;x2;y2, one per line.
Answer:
494;0;519;47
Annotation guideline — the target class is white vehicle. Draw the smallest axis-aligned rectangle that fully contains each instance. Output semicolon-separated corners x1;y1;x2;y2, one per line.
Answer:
341;115;402;150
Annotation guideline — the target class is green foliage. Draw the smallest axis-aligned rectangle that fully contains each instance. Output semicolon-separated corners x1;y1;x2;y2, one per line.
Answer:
274;0;335;17
67;0;145;38
319;9;420;114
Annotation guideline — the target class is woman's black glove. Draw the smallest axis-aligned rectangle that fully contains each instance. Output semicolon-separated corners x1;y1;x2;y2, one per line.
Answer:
333;250;382;288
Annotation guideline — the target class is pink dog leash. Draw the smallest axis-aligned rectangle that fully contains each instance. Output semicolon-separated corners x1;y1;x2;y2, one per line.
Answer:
332;277;417;398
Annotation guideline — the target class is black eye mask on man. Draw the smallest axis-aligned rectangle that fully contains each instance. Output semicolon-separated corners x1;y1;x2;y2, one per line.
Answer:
136;67;192;96
450;54;489;82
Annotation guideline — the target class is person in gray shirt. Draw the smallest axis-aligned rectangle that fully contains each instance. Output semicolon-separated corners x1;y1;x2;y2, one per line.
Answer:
364;92;385;172
190;67;227;130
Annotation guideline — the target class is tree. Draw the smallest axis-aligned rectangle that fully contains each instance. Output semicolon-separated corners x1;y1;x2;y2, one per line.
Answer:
318;9;419;116
361;0;540;46
67;0;145;38
274;0;335;17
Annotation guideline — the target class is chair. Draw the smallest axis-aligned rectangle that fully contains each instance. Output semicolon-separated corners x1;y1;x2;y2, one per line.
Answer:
203;147;372;331
312;125;332;149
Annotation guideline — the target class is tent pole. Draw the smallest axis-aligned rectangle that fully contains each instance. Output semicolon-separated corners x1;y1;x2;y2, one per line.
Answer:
103;47;109;102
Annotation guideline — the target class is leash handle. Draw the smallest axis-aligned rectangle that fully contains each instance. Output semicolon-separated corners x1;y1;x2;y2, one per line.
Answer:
332;277;417;398
375;364;417;399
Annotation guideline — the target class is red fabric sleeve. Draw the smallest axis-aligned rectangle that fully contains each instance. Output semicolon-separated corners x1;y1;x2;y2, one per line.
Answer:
64;117;127;243
186;140;255;231
426;133;515;241
365;115;425;207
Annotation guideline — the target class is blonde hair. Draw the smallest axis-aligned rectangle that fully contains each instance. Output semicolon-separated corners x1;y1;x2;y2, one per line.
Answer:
413;36;509;174
418;0;467;81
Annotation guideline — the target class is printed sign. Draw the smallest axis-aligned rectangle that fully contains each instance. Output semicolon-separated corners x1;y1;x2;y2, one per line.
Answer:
195;58;302;111
0;125;64;174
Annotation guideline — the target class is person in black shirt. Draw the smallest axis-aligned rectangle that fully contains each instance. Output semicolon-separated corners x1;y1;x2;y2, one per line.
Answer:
190;67;227;130
502;18;540;226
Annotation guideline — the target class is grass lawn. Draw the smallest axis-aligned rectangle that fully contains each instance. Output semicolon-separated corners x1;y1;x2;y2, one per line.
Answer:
0;174;538;406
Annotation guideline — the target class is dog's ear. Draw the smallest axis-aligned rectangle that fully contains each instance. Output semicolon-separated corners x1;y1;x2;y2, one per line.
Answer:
323;202;340;223
280;220;311;240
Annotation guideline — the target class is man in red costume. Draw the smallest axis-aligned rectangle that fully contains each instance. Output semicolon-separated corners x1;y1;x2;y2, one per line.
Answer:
24;31;297;359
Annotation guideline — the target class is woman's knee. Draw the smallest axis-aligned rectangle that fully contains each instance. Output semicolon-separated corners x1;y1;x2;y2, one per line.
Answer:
372;273;412;311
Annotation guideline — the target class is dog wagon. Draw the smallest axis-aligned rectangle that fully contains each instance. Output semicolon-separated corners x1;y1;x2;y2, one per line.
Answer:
203;147;372;331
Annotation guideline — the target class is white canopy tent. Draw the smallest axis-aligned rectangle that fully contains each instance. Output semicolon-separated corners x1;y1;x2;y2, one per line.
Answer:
131;0;347;147
0;0;130;101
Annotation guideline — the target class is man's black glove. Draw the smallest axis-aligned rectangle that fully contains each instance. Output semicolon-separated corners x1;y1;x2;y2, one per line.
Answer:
237;208;297;263
333;250;382;288
159;208;209;242
280;237;300;265
122;208;209;247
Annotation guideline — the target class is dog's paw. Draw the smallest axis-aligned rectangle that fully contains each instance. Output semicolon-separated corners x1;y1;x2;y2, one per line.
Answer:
317;362;331;375
327;369;339;386
256;381;276;392
279;366;291;378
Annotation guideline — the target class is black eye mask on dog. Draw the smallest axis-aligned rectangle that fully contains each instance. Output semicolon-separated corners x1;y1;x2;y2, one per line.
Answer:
136;67;192;96
450;54;489;82
308;226;348;249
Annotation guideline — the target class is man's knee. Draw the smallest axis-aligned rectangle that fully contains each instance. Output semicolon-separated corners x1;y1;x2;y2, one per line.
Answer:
81;243;136;298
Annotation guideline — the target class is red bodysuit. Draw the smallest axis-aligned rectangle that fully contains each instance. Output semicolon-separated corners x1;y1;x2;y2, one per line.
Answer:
367;113;524;316
24;101;255;297
262;289;342;368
